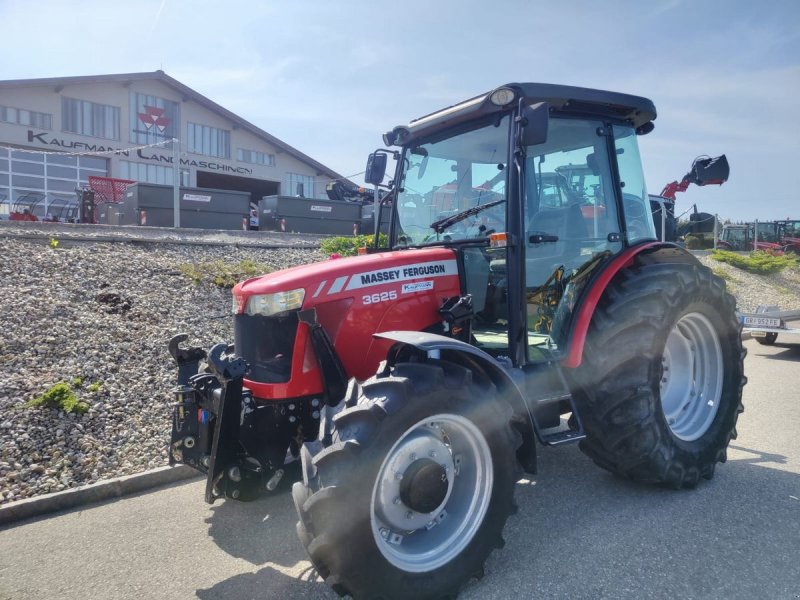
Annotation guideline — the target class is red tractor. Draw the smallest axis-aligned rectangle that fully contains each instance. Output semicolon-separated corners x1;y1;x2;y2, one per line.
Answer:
168;83;746;599
777;219;800;253
717;221;785;252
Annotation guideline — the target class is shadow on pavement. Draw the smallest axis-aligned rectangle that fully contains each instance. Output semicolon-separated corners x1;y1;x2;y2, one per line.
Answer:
196;564;326;600
474;444;800;599
204;461;307;566
201;461;333;599
197;439;800;600
751;342;800;361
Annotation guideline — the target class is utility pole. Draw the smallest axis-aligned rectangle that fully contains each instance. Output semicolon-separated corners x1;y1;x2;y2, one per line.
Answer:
754;219;759;251
713;213;718;250
172;138;180;228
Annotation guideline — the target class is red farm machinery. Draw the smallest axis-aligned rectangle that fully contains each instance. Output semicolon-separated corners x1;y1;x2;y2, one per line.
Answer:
167;83;746;599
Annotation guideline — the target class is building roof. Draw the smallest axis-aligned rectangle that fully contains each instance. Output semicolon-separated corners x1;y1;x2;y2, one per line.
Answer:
0;70;351;185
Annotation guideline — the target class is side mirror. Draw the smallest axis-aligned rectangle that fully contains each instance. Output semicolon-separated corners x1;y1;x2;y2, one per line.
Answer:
365;152;388;185
518;101;549;147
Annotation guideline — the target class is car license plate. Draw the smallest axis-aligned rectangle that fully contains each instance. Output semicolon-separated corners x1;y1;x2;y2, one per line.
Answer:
742;316;782;328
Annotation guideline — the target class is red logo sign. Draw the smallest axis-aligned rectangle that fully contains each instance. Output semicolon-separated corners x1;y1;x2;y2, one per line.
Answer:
137;106;171;133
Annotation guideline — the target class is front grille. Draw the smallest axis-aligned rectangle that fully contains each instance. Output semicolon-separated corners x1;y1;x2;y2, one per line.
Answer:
234;312;298;383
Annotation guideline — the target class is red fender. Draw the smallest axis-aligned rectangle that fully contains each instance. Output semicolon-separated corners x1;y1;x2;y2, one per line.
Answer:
562;242;662;369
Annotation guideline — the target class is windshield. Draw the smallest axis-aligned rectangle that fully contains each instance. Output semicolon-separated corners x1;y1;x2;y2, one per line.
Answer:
725;228;746;243
395;115;510;246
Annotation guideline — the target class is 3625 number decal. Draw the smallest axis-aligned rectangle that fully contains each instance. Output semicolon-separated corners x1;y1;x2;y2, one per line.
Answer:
362;290;397;304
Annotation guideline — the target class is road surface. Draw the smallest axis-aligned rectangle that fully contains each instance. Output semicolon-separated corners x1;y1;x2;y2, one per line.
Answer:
1;339;798;599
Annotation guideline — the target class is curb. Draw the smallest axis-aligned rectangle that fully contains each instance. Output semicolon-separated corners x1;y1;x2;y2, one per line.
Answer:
0;465;201;526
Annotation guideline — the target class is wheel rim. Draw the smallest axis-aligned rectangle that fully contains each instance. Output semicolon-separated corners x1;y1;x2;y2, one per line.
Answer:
660;312;724;441
370;413;493;573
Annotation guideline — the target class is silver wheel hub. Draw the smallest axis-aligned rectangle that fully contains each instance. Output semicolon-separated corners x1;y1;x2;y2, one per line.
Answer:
660;312;724;441
375;430;455;532
371;413;493;573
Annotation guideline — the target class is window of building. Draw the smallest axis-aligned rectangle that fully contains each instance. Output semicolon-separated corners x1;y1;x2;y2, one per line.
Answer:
0;147;108;220
187;122;230;158
130;93;180;144
284;172;315;198
237;148;275;167
119;160;190;186
62;97;120;140
0;105;52;129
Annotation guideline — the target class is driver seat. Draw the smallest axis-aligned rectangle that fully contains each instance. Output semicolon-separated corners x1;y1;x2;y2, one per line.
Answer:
525;202;588;287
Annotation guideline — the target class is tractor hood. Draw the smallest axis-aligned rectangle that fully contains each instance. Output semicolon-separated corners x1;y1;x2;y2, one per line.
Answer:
233;247;459;312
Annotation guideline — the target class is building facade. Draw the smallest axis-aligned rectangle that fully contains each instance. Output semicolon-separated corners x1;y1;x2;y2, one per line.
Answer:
0;71;347;220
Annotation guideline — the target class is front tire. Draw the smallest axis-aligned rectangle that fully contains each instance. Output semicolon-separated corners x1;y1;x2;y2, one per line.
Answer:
293;361;519;599
571;258;746;489
754;332;778;345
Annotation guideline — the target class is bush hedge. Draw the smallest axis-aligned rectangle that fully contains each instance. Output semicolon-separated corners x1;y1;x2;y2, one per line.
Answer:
711;250;798;274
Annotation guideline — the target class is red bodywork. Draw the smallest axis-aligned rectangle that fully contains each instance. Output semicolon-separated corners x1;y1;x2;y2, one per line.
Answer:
562;242;661;369
234;248;461;401
783;237;800;252
9;212;38;222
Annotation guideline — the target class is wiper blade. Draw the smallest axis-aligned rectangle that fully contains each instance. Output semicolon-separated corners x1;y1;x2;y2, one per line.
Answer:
429;198;506;234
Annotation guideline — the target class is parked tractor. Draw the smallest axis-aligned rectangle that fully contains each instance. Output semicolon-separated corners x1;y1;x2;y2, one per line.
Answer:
777;219;800;253
717;221;784;252
168;83;746;599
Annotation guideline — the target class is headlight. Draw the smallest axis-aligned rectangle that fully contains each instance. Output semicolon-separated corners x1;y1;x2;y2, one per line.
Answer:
489;87;516;106
242;288;305;316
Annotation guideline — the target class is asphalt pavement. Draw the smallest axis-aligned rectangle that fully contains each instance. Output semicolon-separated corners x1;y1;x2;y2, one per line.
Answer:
0;338;798;600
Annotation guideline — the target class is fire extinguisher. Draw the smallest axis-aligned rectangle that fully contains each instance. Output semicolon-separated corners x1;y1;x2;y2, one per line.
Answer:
140;210;147;226
280;218;286;232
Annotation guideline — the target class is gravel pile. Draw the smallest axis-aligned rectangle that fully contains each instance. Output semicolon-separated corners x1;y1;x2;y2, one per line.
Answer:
0;236;324;505
0;235;797;506
695;254;800;313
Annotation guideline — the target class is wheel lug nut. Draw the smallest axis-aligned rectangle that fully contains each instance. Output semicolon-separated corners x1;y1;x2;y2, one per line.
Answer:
429;450;437;458
380;528;389;538
395;472;403;481
406;511;413;519
393;497;401;505
410;453;416;461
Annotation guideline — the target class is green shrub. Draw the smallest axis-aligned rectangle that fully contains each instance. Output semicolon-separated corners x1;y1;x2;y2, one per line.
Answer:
87;382;101;393
711;250;799;274
179;258;272;288
25;382;89;414
320;233;389;257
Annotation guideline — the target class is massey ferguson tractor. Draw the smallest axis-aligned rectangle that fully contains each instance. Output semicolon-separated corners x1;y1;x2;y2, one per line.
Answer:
168;83;746;599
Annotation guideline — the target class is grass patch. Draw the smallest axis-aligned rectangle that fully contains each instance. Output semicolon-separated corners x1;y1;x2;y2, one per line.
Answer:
87;382;101;392
25;382;89;415
710;250;799;274
320;234;388;257
711;267;736;283
179;258;272;288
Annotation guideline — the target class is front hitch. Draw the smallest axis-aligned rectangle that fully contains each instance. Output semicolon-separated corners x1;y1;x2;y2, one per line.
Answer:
202;343;255;503
168;335;261;503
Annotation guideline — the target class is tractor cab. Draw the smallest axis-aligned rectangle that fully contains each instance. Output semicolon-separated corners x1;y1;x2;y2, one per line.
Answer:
366;84;657;365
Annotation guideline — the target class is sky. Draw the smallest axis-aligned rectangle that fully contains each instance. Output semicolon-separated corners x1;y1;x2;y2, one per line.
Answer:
0;0;798;222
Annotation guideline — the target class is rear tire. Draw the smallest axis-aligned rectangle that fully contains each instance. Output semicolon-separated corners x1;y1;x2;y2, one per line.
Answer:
754;332;778;345
571;258;746;489
293;361;519;599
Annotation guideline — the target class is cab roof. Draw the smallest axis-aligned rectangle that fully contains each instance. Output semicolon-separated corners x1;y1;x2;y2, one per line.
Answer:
387;82;656;147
